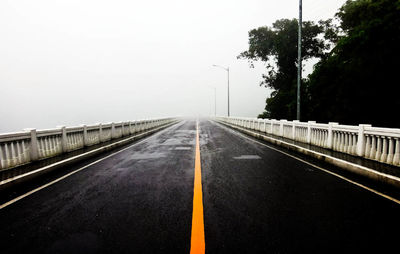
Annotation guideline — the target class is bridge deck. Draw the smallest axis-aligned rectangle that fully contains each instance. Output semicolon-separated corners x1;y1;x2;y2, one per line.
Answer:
0;119;399;253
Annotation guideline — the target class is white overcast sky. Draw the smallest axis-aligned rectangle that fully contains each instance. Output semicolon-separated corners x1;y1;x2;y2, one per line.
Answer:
0;0;346;132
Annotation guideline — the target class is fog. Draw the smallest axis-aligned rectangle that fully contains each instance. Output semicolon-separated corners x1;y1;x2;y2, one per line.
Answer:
0;0;346;132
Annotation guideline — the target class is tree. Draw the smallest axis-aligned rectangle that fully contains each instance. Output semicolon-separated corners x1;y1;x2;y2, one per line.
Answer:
307;0;400;127
238;19;328;120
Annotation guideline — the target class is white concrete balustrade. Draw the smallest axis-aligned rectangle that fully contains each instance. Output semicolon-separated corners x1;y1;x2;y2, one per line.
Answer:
0;118;175;170
217;116;400;167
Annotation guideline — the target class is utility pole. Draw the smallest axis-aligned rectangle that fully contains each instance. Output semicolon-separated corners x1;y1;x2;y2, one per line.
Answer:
297;0;302;120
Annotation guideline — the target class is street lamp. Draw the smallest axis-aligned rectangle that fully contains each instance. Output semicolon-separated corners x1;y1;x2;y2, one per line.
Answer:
212;64;230;117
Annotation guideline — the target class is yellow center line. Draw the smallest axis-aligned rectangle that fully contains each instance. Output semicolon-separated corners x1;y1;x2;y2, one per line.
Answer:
190;120;205;254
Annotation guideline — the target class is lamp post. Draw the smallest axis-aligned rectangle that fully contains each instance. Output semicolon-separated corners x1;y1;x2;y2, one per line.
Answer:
212;64;230;117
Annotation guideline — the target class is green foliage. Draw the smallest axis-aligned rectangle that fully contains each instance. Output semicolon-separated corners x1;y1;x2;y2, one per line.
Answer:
307;0;400;127
239;19;327;120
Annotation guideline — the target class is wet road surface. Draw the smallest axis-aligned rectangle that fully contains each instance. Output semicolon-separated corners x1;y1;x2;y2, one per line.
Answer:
0;119;399;253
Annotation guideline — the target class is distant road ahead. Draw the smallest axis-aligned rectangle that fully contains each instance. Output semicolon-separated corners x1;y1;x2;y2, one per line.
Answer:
0;119;399;253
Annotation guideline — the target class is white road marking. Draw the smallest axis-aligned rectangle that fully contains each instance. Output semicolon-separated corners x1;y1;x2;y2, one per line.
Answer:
175;147;192;150
233;155;261;160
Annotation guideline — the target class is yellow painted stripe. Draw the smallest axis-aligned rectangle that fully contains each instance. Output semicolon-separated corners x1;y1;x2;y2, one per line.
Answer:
190;121;205;254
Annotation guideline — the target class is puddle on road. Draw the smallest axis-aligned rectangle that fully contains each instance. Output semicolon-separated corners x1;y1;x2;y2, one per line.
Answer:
233;155;261;160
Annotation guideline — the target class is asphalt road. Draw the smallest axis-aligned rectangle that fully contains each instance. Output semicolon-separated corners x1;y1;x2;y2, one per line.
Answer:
0;119;399;253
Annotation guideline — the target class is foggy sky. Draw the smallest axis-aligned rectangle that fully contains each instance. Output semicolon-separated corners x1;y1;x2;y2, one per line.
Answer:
0;0;346;132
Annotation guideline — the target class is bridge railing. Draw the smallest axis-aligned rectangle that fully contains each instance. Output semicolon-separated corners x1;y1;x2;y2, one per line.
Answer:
0;118;176;170
216;116;400;167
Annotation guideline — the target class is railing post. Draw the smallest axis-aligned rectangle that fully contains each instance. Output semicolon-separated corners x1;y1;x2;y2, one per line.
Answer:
394;138;400;166
327;122;338;150
132;121;136;134
356;124;371;157
263;119;267;133
128;121;132;135
99;123;103;143
111;122;116;139
271;120;275;134
57;126;67;153
307;121;316;144
280;120;287;137
139;120;143;131
387;138;394;164
292;120;299;140
82;125;88;146
24;128;39;161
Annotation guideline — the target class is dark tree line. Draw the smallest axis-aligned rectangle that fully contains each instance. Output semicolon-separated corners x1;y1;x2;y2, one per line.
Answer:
239;0;400;128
